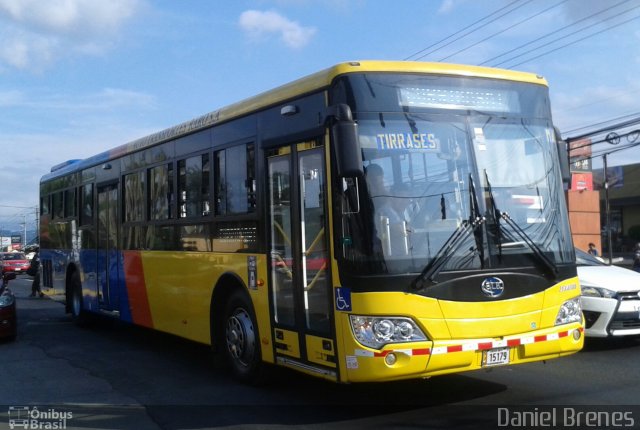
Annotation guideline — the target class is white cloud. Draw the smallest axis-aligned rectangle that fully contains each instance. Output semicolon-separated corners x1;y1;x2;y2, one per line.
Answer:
239;10;316;49
0;0;139;35
0;30;57;70
0;0;142;70
438;0;456;14
0;86;158;215
0;87;156;111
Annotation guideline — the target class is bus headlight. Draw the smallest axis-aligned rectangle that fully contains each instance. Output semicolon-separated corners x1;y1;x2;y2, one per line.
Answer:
555;298;582;326
349;315;427;349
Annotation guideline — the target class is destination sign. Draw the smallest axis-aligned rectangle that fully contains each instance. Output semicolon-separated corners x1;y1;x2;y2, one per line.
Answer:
375;132;440;151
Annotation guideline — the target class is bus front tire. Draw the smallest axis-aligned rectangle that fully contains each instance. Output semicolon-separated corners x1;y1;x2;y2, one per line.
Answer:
221;289;263;383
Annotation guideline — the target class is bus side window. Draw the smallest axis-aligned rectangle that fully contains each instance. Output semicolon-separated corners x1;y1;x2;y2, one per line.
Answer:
41;195;50;216
214;144;255;216
124;171;145;222
149;163;173;220
64;188;77;218
52;192;63;219
80;184;94;225
178;154;209;218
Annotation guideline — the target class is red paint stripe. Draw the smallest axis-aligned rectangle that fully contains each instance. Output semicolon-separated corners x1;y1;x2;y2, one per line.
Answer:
507;339;522;347
123;251;153;328
373;328;577;359
447;345;463;353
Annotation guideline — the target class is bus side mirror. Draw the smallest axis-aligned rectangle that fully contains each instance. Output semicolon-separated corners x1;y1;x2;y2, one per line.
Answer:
327;104;363;178
554;127;571;188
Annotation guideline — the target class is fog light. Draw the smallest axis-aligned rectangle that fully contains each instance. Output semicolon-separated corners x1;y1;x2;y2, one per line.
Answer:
573;329;582;341
385;353;397;366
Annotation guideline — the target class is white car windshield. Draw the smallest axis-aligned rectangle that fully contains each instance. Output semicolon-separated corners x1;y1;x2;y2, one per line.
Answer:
575;248;604;266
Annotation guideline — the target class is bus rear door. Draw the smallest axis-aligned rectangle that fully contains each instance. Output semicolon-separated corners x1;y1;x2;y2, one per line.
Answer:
97;183;120;313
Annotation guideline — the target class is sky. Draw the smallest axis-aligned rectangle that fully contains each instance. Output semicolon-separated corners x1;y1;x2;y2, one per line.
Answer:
1;0;640;237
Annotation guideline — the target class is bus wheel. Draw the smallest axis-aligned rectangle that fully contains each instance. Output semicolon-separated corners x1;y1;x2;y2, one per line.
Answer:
70;273;87;325
222;290;262;383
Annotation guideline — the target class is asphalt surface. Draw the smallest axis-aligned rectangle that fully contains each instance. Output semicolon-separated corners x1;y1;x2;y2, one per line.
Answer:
1;276;640;429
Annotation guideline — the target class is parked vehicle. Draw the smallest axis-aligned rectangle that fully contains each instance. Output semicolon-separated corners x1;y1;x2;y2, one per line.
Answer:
0;252;30;275
577;248;640;337
0;273;17;340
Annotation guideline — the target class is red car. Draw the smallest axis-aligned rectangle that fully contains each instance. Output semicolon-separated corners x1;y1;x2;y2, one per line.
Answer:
0;274;17;340
0;252;30;275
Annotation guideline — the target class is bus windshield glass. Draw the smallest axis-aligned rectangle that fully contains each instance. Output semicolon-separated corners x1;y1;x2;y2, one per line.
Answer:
333;73;574;277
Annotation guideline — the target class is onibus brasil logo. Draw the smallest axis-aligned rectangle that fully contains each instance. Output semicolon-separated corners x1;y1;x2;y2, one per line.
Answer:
8;406;72;429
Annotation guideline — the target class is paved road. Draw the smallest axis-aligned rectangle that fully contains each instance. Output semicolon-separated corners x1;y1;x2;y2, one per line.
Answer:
1;276;640;429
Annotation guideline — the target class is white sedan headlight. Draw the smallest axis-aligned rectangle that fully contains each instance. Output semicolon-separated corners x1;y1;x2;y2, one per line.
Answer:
581;285;616;298
555;298;582;326
350;315;427;349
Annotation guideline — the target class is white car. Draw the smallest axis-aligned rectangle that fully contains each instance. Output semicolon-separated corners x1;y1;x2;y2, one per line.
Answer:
577;248;640;337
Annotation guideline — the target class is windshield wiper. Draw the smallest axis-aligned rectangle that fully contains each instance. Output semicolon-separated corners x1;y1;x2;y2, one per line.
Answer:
500;211;558;276
484;170;503;262
483;171;557;276
411;174;485;290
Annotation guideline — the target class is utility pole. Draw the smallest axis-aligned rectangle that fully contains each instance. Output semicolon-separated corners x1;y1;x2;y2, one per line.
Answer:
35;206;39;246
22;214;27;250
603;154;613;265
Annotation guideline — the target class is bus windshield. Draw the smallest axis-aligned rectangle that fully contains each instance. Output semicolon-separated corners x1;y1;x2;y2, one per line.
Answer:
334;73;574;278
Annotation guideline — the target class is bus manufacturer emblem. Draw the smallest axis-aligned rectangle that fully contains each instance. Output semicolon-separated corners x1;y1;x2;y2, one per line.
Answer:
481;277;504;298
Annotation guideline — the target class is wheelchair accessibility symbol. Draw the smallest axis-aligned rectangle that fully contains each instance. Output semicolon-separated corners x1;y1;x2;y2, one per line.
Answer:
335;287;352;312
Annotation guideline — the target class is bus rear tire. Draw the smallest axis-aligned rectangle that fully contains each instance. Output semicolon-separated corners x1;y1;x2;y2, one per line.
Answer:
221;289;264;383
70;273;87;326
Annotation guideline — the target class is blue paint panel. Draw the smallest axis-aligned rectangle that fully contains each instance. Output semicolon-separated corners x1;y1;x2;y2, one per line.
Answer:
117;251;132;323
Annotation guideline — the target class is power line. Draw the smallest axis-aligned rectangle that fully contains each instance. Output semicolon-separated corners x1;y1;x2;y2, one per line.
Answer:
589;139;640;161
404;0;532;61
479;0;632;66
581;131;640;154
503;11;640;69
555;88;640;117
566;114;640;144
438;0;568;62
403;0;523;60
0;204;37;209
563;111;640;135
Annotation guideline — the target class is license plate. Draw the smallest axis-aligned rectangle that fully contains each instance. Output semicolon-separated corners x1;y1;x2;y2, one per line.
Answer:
482;347;510;367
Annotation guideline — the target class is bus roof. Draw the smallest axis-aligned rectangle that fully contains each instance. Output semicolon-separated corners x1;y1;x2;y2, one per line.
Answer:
41;61;547;182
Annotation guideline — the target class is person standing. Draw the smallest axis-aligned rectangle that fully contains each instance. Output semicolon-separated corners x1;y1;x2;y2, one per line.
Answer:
633;243;640;273
587;242;599;257
29;250;43;298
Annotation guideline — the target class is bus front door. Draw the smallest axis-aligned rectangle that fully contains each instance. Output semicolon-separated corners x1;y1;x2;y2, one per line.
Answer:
267;142;337;379
97;184;120;313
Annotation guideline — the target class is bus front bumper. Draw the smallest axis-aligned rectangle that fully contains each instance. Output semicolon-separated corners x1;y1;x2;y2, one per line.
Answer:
341;323;584;383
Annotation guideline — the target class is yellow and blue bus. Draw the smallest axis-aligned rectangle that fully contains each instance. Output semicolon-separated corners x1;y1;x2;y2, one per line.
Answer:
39;61;583;383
